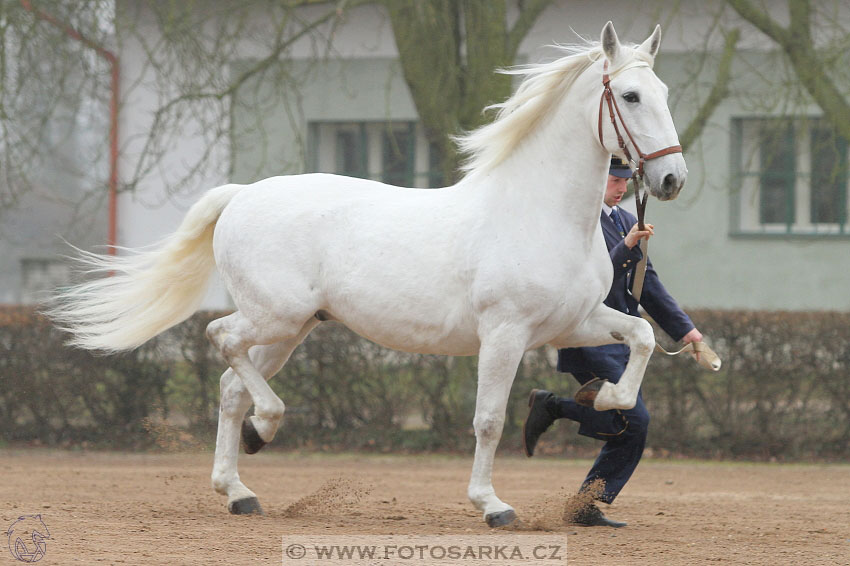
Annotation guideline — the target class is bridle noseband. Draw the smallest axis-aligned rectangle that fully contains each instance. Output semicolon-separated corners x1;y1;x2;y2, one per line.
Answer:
597;59;682;228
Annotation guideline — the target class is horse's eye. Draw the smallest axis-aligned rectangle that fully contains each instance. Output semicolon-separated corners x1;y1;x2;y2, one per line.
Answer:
623;92;640;103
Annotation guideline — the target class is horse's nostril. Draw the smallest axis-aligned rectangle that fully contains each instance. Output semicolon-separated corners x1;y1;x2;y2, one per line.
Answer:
663;173;676;191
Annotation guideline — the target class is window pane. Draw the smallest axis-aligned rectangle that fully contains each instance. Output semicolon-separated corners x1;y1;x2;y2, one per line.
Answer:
382;126;413;187
336;129;366;178
759;121;795;224
810;124;847;224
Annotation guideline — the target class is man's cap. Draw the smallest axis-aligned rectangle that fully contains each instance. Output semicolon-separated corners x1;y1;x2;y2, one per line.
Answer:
609;156;633;178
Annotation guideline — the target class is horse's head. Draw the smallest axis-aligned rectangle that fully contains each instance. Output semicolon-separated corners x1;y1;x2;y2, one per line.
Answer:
596;22;687;201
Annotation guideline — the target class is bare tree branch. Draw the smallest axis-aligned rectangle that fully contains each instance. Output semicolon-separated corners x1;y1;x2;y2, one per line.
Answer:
727;0;850;141
125;2;349;192
725;0;789;43
507;0;552;58
384;0;550;182
680;28;740;152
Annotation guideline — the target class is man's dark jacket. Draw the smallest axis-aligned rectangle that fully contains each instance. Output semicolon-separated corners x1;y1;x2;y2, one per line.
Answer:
557;207;694;373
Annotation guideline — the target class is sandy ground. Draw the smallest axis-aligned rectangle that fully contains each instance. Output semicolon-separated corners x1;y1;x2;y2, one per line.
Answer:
1;449;848;565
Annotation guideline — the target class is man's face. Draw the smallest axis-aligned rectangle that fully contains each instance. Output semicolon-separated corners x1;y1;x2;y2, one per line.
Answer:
604;175;629;207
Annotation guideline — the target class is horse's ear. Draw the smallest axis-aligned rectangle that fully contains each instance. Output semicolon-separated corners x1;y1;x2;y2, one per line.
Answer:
638;25;662;59
601;21;621;63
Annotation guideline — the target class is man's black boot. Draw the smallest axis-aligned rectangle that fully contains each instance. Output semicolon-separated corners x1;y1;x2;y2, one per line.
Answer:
523;389;556;457
571;503;627;528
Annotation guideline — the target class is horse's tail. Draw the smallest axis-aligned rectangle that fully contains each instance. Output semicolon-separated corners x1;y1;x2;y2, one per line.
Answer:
47;183;244;352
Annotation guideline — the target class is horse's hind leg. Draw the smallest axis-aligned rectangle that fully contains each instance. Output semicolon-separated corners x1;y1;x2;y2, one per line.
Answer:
207;311;297;443
212;364;264;515
211;318;319;514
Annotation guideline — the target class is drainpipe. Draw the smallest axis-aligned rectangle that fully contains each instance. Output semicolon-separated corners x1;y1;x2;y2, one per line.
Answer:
21;0;120;254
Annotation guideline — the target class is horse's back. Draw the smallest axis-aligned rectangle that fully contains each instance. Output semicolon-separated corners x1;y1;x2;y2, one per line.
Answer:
211;173;611;355
217;173;468;253
213;174;482;353
221;173;459;224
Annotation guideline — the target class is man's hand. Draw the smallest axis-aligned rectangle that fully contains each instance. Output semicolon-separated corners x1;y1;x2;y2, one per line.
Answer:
624;223;654;249
682;328;703;344
682;327;704;362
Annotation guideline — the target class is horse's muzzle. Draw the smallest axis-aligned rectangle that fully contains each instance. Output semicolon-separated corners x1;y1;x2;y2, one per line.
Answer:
646;159;687;201
660;172;685;200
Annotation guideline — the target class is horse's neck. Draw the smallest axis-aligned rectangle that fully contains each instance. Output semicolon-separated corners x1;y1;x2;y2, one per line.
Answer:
471;102;609;243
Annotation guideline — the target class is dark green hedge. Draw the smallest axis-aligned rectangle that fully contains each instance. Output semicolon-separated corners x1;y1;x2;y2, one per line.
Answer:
1;307;847;459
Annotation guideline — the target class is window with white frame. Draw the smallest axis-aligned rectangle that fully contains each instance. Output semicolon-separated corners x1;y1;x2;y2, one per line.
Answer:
733;117;849;235
308;122;444;188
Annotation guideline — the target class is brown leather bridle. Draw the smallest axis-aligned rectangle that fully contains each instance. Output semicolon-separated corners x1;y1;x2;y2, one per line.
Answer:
597;60;682;230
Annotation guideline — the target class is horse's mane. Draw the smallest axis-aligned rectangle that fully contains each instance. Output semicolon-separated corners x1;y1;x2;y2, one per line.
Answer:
455;42;653;176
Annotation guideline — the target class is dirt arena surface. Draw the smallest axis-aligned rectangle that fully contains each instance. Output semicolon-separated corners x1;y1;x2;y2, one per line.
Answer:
1;449;848;565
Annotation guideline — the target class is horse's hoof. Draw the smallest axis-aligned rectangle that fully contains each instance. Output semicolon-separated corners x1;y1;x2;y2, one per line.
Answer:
485;509;517;528
228;496;264;515
575;378;607;408
241;418;267;455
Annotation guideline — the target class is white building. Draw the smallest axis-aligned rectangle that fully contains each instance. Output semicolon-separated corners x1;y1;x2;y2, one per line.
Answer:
3;0;849;311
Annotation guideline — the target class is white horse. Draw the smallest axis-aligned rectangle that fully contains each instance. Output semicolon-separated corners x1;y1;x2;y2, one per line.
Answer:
50;22;686;527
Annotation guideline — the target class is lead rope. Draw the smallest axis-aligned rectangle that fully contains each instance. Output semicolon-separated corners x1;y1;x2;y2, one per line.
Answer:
655;342;722;371
630;175;649;302
629;174;721;371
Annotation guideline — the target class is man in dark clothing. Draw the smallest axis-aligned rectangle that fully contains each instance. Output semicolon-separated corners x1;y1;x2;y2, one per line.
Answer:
523;157;703;528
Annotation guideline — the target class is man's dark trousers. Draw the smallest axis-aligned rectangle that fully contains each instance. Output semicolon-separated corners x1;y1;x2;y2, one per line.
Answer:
553;206;692;503
550;343;650;503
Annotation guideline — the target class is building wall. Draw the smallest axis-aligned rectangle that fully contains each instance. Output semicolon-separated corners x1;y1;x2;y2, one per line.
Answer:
646;49;850;311
0;50;110;305
228;2;850;311
8;0;847;311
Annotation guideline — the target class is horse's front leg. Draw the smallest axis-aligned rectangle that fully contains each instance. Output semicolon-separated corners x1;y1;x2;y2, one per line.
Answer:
468;325;529;527
555;304;655;411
